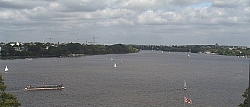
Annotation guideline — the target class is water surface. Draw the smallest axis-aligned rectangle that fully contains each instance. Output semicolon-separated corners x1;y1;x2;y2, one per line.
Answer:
0;51;248;107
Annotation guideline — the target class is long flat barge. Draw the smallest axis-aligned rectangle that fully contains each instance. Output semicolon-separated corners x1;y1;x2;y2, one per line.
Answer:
24;84;65;90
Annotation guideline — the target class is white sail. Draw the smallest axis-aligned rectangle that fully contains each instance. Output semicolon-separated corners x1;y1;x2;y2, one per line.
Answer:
4;66;9;72
114;63;117;68
183;80;187;90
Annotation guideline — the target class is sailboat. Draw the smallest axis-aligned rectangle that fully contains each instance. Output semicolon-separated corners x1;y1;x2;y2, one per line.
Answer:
182;80;187;90
187;54;190;58
4;66;9;72
114;63;117;68
239;70;242;74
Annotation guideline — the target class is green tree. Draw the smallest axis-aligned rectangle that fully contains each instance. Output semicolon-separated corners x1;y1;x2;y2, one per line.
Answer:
239;88;248;107
128;46;139;53
0;74;21;107
27;45;41;55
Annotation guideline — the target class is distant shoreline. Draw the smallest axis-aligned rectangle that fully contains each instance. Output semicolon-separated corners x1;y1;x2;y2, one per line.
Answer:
1;51;248;60
0;55;83;60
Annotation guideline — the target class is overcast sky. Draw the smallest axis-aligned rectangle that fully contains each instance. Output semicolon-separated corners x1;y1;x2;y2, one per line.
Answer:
0;0;249;46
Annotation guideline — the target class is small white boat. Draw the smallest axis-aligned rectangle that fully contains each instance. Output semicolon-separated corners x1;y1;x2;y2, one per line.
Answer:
25;58;33;60
4;66;9;72
187;54;190;58
114;63;117;68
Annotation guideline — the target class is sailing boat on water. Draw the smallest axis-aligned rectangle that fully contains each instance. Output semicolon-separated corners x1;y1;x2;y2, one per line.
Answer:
182;80;187;90
4;66;9;72
114;63;117;68
239;70;242;74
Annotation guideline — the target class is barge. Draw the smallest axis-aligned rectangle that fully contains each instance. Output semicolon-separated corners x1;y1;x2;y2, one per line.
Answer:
25;84;65;90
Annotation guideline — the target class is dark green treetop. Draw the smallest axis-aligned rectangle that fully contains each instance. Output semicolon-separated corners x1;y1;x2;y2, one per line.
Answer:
239;88;248;107
0;74;21;107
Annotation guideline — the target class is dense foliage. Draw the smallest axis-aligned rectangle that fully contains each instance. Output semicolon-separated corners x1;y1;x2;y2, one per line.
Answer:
1;42;250;58
239;88;248;107
0;42;139;58
0;74;21;107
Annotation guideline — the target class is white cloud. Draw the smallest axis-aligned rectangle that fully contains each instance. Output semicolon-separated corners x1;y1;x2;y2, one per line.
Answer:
243;6;250;15
168;0;207;6
97;18;134;26
0;0;249;45
49;2;60;10
163;12;183;22
119;0;158;10
137;11;168;25
212;0;243;8
57;0;116;12
80;8;136;20
0;10;26;20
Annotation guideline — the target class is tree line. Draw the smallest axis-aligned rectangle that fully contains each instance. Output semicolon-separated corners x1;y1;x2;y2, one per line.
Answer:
132;44;250;57
1;42;250;58
0;42;139;58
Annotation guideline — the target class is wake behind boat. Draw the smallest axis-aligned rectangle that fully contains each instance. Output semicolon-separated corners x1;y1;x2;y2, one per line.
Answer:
24;84;65;90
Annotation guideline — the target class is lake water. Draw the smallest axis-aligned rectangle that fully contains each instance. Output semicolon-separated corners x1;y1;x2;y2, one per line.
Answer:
0;50;249;107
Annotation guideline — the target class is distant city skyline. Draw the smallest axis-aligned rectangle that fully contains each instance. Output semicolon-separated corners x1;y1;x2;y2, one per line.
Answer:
0;0;249;46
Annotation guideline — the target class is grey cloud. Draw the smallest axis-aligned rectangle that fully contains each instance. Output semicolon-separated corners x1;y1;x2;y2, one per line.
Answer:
0;1;27;9
57;0;111;12
0;0;48;9
167;0;212;6
211;0;242;8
